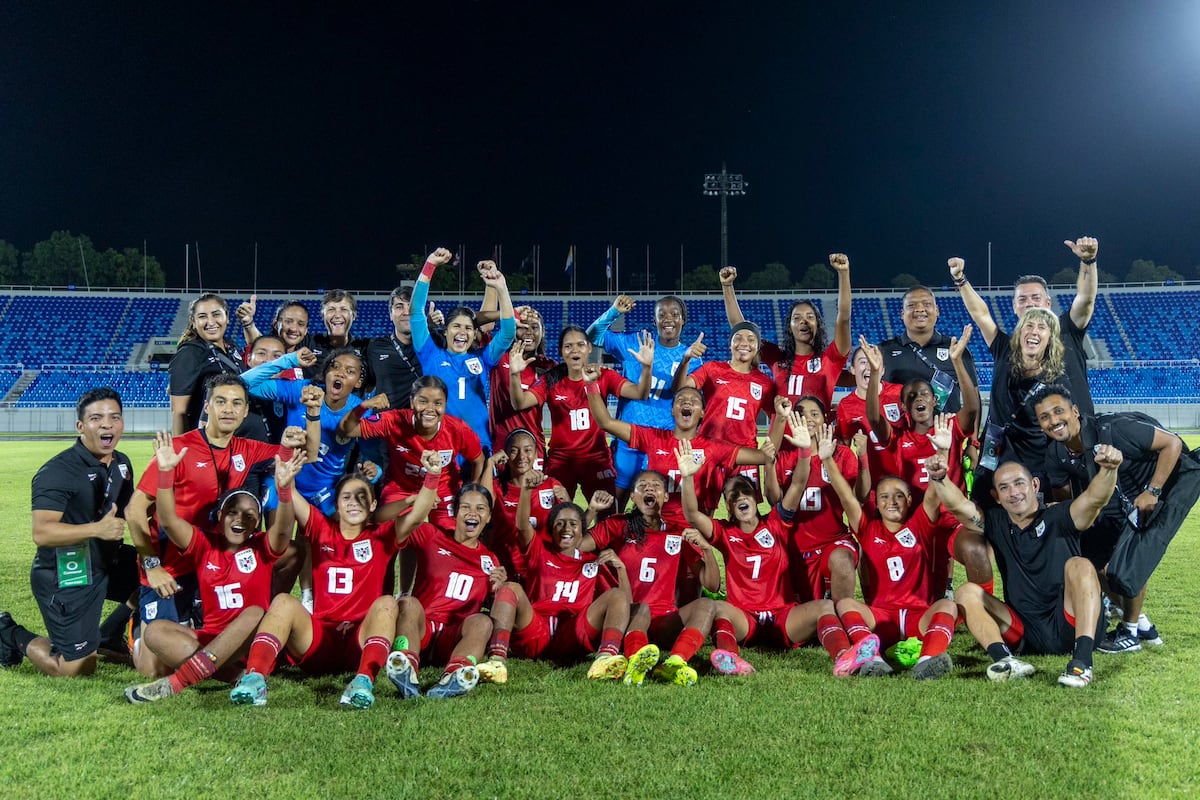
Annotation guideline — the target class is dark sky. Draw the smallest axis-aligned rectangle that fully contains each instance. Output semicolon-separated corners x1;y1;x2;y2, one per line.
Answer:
3;1;1200;293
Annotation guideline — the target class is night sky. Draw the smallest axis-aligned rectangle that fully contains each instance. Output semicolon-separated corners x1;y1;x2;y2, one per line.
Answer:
3;2;1200;293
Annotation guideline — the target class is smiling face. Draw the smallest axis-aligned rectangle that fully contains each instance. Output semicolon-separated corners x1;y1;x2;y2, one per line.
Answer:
851;348;871;391
875;478;912;525
77;398;124;460
324;353;364;404
390;296;413;338
191;299;228;344
992;462;1040;519
220;495;261;548
903;380;936;427
788;302;819;352
322;298;355;339
276;304;309;349
901;290;938;338
797;398;826;438
1034;394;1081;442
672;387;704;433
411;386;447;433
654;299;685;347
515;311;544;355
730;329;759;365
335;478;376;528
1017;314;1052;364
446;312;476;354
505;431;539;476
559;329;590;371
204;384;250;436
1013;282;1051;317
550;506;585;553
454;489;492;542
248;336;286;367
631;472;668;518
723;481;759;527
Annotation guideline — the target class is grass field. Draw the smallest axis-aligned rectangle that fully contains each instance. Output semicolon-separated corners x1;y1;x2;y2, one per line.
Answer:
2;436;1199;799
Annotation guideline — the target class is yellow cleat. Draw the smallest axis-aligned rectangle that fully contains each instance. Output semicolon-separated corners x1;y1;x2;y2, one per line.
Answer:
652;654;698;687
587;653;628;681
622;644;660;687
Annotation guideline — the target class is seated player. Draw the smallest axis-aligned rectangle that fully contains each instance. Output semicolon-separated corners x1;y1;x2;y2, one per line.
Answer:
677;423;880;678
124;436;304;702
583;470;720;687
227;453;440;708
476;481;634;683
819;423;960;679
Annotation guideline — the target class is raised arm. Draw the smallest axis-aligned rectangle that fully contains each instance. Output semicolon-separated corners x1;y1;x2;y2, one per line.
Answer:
817;423;863;532
267;452;305;554
300;384;325;464
1069;445;1123;531
829;253;852;355
507;344;542;411
683;527;721;594
925;452;984;533
1063;237;1098;330
586;295;634;347
861;337;893;444
514;471;544;549
671;333;706;393
948;257;999;346
949;324;979;434
394;450;446;545
149;432;195;551
235;294;262;346
675;439;713;539
719;267;745;326
338;393;389;440
480;264;517;361
585;364;632;442
411;247;454;352
778;411;814;514
618;332;655;400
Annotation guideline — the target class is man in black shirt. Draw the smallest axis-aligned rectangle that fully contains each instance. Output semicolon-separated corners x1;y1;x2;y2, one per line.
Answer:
930;444;1122;688
1033;384;1200;652
366;286;426;410
0;388;138;676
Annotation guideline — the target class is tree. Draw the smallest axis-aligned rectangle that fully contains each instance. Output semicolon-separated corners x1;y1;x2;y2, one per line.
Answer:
743;262;791;291
1050;266;1117;285
889;272;922;289
678;264;720;292
0;240;20;284
1127;259;1184;284
113;248;166;288
22;230;97;287
796;262;834;290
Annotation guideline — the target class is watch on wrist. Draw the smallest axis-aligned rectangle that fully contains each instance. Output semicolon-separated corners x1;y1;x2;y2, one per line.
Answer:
1145;485;1162;498
142;556;162;571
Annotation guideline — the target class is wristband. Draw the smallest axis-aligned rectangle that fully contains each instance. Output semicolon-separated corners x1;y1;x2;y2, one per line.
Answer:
306;412;321;422
583;382;601;395
1081;258;1097;266
953;276;968;287
796;446;812;459
420;260;437;281
422;471;440;490
352;405;368;419
157;470;174;490
277;484;293;502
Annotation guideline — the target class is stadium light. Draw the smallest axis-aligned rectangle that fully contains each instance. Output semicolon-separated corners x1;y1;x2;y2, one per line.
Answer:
702;162;747;269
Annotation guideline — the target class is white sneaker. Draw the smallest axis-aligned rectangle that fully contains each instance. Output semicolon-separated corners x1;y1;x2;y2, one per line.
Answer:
986;654;1035;682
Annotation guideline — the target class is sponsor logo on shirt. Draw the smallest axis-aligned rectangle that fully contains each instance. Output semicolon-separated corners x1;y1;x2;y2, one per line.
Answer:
87;472;97;482
118;464;129;479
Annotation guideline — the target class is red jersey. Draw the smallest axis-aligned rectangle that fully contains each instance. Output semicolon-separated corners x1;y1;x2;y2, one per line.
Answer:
183;527;283;635
692;361;776;448
489;475;568;580
358;408;483;503
777;444;860;550
628;425;739;517
135;429;288;585
488;352;555;466
590;516;698;617
530;368;628;461
835;382;905;441
524;535;603;617
710;514;793;614
405;522;500;625
857;503;945;610
761;340;847;411
305;513;399;624
881;416;967;493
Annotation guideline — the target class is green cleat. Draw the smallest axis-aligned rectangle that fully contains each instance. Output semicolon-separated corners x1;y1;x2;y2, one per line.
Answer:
622;644;660;687
652;654;698;687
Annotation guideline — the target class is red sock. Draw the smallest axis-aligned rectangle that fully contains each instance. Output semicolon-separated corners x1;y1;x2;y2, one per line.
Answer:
623;629;649;659
357;636;391;682
598;628;622;657
670;627;705;662
168;650;217;693
713;618;739;653
245;632;283;676
817;614;851;659
488;585;518;659
840;611;871;644
444;655;473;676
920;612;956;658
980;580;995;596
401;649;421;672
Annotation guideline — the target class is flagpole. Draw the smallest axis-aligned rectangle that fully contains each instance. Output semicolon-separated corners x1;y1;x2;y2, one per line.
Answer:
615;247;620;294
185;243;189;293
680;243;684;292
646;245;650;294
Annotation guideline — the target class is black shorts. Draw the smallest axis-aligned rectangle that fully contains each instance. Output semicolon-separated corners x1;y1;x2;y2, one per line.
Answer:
30;568;108;662
1015;602;1107;656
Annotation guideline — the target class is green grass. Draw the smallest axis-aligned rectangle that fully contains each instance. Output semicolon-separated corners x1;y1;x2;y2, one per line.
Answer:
2;438;1200;799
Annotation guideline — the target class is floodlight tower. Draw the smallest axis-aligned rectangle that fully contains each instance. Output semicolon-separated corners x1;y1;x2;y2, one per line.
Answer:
702;162;747;269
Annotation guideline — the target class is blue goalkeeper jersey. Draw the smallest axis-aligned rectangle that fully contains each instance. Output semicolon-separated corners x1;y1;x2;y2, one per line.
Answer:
589;309;696;429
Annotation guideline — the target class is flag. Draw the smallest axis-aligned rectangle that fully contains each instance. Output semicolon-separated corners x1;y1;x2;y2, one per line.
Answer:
519;246;536;273
605;246;612;280
564;245;575;274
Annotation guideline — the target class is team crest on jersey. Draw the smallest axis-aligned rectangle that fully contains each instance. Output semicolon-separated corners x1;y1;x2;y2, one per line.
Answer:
118;463;129;479
480;555;495;574
1034;521;1046;538
232;454;246;473
936;348;950;361
465;357;483;375
754;529;775;548
807;357;822;373
144;601;158;620
820;464;830;483
437;450;454;467
538;489;556;510
749;383;762;400
352;540;373;563
884;403;901;422
582;562;599;579
235;548;258;574
895;529;917;549
664;534;682;555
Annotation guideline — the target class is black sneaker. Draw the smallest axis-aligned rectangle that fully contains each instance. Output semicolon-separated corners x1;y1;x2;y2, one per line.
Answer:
1138;624;1163;646
0;612;23;667
1096;625;1142;654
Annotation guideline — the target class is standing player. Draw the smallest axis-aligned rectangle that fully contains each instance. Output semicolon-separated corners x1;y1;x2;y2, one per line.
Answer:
490;306;555;465
720;253;852;410
587;294;696;511
366;286;444;411
1;389;138;678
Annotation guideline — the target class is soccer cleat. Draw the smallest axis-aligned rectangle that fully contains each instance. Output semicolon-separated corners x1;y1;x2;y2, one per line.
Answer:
476;657;509;685
1096;626;1142;654
911;652;953;680
230;672;268;706
426;665;479;698
652;654;698;687
587;653;628;681
1138;625;1164;646
710;648;756;676
986;655;1036;682
833;633;881;677
1057;659;1093;688
124;676;177;704
622;644;660;687
385;651;421;699
339;675;375;709
859;657;895;677
0;612;22;668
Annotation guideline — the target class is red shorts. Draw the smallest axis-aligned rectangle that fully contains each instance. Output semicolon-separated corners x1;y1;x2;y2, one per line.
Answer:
869;605;926;647
512;610;600;660
293;618;363;675
420;618;465;666
792;538;858;602
738;604;801;649
545;451;615;502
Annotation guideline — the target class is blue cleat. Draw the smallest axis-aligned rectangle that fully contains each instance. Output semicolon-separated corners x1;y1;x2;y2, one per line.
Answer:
426;665;479;698
385;651;421;699
230;672;267;706
339;675;375;709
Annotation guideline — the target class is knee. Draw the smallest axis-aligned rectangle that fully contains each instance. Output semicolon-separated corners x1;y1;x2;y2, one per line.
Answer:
954;581;985;608
463;613;493;636
1065;557;1099;588
369;595;399;617
58;654;98;678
